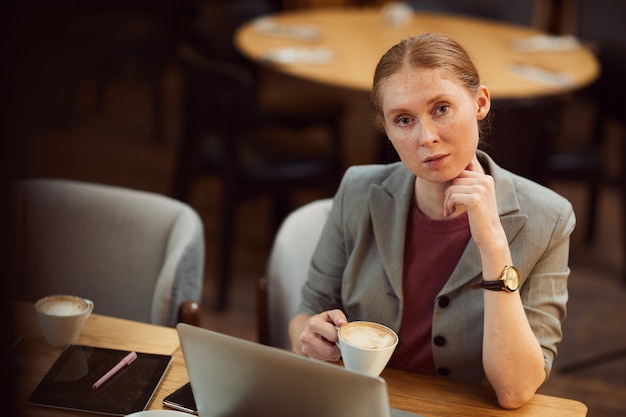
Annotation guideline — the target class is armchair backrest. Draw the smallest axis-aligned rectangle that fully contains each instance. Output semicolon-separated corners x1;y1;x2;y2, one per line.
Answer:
263;199;333;349
11;179;205;327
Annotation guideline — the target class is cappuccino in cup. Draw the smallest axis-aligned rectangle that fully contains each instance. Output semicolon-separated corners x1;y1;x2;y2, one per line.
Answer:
337;321;398;376
37;296;90;316
339;322;397;350
35;295;94;347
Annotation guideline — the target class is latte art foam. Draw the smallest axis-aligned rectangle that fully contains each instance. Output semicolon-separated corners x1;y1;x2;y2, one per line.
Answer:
340;323;396;349
39;298;86;316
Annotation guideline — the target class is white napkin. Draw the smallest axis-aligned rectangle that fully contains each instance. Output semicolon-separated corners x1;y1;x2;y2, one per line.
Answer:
253;17;320;41
262;48;334;64
511;35;581;52
510;63;574;88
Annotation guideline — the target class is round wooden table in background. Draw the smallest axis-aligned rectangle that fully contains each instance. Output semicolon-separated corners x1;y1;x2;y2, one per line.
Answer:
235;6;599;102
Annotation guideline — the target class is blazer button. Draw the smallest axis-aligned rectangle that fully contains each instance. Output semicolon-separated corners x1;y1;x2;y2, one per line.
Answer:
438;296;450;308
436;367;450;376
433;335;446;346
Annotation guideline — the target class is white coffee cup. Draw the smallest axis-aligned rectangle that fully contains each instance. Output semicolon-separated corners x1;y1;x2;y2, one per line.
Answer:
337;321;398;376
35;295;94;347
381;2;413;27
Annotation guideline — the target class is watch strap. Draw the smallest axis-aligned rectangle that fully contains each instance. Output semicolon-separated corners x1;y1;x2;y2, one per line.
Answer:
471;279;504;291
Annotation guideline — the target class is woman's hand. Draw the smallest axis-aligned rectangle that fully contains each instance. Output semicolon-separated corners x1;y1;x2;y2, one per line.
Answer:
290;310;347;361
444;158;507;252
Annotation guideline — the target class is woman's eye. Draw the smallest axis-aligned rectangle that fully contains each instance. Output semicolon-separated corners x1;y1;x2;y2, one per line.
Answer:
435;104;450;116
395;116;412;126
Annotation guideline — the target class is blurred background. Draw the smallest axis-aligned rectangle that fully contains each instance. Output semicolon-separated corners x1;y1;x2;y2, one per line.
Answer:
3;1;625;416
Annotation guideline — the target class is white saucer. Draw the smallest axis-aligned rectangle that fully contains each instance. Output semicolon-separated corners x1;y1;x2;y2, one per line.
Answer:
126;410;191;417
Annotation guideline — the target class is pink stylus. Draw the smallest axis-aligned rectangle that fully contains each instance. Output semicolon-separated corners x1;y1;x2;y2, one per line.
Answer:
92;351;137;390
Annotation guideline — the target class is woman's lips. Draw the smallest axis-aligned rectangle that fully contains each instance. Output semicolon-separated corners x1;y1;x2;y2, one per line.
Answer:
423;154;449;168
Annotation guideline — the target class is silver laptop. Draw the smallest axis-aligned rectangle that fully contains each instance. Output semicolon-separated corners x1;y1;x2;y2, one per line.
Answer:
176;323;422;417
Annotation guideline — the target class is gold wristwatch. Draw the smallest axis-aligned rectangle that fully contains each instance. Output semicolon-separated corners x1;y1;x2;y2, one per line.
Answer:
471;265;520;292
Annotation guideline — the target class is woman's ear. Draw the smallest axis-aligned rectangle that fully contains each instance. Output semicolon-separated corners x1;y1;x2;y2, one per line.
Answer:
476;85;491;120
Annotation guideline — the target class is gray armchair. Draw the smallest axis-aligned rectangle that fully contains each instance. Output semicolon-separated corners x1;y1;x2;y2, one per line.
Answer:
11;179;205;327
258;199;332;349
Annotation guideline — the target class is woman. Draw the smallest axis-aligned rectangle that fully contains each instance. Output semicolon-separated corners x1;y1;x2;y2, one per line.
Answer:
288;33;575;409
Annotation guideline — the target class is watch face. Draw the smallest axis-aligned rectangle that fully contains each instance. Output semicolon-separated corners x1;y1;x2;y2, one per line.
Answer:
504;267;520;291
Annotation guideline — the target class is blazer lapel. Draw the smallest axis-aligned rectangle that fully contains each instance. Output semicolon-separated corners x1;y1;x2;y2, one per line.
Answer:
370;165;415;301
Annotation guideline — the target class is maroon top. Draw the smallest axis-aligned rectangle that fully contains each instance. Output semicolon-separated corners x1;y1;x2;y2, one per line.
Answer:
388;202;470;375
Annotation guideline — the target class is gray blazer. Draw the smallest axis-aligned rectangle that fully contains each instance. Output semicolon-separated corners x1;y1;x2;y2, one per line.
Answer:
299;151;575;383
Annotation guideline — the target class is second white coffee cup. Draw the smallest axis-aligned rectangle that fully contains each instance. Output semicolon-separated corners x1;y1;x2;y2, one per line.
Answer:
35;294;94;347
337;321;398;376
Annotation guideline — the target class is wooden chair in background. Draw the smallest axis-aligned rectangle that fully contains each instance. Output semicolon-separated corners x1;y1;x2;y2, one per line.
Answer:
173;45;342;311
545;0;626;274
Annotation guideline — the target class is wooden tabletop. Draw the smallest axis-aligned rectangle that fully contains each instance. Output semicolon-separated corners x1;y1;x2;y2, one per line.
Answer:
234;7;600;101
12;301;186;417
12;301;587;416
381;367;587;416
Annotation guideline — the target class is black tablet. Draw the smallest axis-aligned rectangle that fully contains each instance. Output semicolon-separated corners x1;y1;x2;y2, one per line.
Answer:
28;345;172;416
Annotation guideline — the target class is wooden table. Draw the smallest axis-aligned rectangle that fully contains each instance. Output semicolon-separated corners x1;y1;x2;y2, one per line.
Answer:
12;301;587;416
234;6;599;102
12;301;186;417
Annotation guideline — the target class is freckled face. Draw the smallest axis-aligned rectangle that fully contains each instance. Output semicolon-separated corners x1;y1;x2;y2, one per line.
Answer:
380;66;489;184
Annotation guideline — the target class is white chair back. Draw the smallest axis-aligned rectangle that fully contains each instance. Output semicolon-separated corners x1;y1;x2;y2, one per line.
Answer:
265;199;332;349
